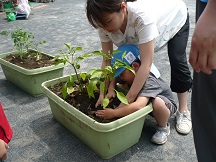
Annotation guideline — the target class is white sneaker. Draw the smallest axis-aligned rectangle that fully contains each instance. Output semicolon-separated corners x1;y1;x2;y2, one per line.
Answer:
151;123;170;145
176;110;192;134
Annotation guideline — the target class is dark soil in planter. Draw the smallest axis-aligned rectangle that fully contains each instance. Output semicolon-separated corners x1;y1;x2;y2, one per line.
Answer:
3;51;57;69
48;82;121;123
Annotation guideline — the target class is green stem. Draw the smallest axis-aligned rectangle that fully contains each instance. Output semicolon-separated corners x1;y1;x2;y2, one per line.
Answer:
72;64;83;92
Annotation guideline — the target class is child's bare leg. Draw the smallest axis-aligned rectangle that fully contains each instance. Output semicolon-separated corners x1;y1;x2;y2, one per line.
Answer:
152;97;170;127
151;96;171;144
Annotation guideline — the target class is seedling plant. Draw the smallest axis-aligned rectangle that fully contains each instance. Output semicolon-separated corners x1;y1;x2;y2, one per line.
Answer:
55;44;129;109
88;50;129;108
54;43;93;99
0;27;46;60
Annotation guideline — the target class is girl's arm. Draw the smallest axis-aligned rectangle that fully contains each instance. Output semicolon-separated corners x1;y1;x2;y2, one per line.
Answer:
120;40;154;106
101;41;113;68
96;96;149;119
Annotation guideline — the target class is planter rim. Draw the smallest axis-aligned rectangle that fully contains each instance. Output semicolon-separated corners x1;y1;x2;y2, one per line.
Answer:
0;50;65;75
41;74;153;132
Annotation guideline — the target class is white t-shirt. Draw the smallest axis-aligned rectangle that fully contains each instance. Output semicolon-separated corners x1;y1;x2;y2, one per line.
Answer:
98;0;187;52
16;0;31;17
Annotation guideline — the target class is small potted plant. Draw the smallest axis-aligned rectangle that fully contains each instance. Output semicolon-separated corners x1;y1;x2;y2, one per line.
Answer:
0;27;65;96
41;44;153;159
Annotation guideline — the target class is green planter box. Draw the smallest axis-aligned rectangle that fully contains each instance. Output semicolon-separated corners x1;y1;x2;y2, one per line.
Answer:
41;75;153;159
0;50;65;96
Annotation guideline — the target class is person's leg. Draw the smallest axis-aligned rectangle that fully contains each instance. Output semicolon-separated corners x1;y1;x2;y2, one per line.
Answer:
192;71;216;162
152;97;170;127
192;1;216;161
167;13;192;134
151;96;175;145
175;91;192;134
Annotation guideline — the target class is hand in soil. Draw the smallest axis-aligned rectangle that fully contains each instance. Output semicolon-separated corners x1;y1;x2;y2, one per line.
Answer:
95;91;116;108
95;108;115;119
95;93;104;108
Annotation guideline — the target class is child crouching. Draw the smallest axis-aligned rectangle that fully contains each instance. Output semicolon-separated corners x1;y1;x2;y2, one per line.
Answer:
95;44;177;144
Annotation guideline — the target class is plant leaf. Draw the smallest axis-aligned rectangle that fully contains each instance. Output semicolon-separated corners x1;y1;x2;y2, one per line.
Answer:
75;63;80;69
122;51;127;59
90;69;103;79
68;75;74;87
102;97;110;108
92;50;104;56
87;81;95;98
81;53;93;58
64;43;70;50
109;71;115;80
75;46;82;51
80;72;87;81
115;90;129;105
104;66;113;73
112;49;121;54
87;69;95;76
67;87;74;94
76;56;84;61
100;83;105;94
62;83;68;100
125;65;135;74
87;79;98;98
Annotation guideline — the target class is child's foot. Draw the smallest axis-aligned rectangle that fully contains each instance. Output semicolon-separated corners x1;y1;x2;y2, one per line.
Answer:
151;123;170;144
176;110;192;134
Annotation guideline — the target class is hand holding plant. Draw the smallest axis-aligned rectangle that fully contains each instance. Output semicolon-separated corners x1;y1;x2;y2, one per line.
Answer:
54;44;129;110
89;50;129;109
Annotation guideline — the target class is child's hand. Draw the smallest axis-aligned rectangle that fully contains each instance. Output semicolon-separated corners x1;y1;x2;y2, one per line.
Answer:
0;139;8;160
95;93;104;107
106;89;116;99
95;108;115;119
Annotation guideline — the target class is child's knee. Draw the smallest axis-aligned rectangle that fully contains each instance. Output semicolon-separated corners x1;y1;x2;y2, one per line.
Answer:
152;97;165;110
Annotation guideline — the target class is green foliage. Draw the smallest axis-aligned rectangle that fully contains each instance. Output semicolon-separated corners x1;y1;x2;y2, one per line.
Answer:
87;49;129;109
112;51;135;74
114;90;129;105
0;27;46;60
31;39;47;61
88;65;115;99
102;97;110;108
55;43;92;99
62;76;75;100
56;44;129;108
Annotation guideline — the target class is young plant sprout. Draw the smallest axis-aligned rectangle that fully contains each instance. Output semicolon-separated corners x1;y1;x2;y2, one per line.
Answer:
88;50;129;108
0;27;46;60
55;43;93;99
55;44;129;109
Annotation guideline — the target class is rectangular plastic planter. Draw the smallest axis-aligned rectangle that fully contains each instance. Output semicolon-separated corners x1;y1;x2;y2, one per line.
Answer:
0;50;65;97
41;75;153;159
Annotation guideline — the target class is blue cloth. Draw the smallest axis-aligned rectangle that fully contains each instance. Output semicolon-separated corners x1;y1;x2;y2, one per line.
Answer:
200;0;208;3
111;44;140;78
111;44;161;78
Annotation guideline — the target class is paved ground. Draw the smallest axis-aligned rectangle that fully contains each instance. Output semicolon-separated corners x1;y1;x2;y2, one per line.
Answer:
0;0;198;161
